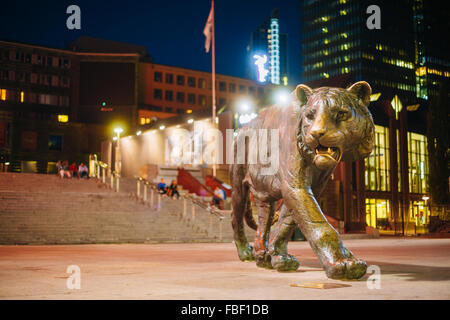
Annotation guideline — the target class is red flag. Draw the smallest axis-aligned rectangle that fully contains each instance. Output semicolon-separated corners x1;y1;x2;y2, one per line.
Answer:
203;7;213;53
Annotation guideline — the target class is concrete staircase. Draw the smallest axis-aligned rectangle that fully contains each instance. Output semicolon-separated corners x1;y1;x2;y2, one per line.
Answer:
0;173;254;245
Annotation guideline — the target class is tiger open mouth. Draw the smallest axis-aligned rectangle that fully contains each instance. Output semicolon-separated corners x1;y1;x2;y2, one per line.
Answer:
315;144;342;162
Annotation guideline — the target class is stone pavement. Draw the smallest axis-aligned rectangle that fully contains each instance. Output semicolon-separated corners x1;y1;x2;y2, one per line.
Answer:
0;238;449;300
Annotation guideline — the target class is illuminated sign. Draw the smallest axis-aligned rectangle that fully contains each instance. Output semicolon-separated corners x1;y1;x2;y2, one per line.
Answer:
269;18;280;85
239;113;257;125
253;54;269;83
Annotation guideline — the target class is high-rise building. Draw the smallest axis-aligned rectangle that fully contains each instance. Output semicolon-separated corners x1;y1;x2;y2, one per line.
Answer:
301;0;449;104
300;0;450;234
247;9;289;86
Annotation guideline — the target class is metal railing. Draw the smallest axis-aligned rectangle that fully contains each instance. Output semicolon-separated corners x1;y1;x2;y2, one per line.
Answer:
134;176;227;241
92;160;120;192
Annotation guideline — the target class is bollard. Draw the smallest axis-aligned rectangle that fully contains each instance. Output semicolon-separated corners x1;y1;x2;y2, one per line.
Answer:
116;176;120;192
191;203;195;221
150;189;154;207
137;180;141;198
102;167;105;184
143;184;147;202
110;174;114;190
97;164;100;179
158;193;161;208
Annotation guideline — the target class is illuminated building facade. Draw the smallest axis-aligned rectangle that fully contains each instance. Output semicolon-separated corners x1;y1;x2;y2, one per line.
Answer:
0;40;82;172
301;0;450;104
138;63;266;126
0;37;266;173
300;0;449;234
246;9;289;86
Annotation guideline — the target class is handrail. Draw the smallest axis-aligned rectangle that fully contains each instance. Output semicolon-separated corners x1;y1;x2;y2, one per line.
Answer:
133;174;226;241
91;158;120;192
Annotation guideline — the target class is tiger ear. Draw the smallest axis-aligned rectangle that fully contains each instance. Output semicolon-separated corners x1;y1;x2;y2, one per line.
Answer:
347;81;372;106
296;84;314;106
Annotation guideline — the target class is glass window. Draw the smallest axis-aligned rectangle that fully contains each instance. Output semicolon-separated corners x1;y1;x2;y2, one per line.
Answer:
177;75;185;85
187;93;196;104
239;85;246;93
153;89;162;100
48;135;62;151
229;83;236;93
154;72;162;82
165;73;173;84
407;132;428;194
407;200;430;234
188;77;196;88
364;125;390;191
198;78;206;89
365;199;391;230
199;95;206;106
219;81;227;92
165;90;173;101
176;92;185;103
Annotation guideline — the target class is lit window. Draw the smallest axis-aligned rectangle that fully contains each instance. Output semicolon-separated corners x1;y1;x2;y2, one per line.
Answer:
408;132;428;194
20;91;24;103
365;125;390;192
0;89;6;101
365;199;391;229
57;115;69;123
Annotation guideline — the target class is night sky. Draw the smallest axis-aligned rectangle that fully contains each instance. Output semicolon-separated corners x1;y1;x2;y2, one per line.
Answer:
0;0;302;84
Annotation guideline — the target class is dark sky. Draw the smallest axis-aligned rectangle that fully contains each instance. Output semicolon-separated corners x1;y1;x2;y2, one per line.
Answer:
0;0;302;84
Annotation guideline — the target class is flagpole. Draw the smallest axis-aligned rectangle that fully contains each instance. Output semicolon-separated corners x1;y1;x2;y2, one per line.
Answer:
211;0;216;178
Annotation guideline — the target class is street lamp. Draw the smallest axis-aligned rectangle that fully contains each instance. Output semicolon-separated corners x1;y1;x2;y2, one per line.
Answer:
113;127;123;176
238;100;251;113
236;99;257;126
274;88;290;106
114;127;123;139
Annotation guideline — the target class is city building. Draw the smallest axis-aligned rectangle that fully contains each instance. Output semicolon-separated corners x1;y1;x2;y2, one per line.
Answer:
301;0;450;103
246;9;289;86
300;0;450;234
0;37;267;173
137;63;268;126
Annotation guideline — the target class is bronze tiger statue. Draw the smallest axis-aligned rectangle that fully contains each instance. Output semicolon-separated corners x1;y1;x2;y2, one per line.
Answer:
230;81;374;280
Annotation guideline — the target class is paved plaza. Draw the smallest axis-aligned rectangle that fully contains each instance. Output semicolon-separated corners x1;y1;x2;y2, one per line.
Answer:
0;238;449;300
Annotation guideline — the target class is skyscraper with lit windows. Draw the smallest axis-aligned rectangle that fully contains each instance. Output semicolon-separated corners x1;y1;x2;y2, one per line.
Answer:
301;0;450;103
300;0;450;235
246;9;289;86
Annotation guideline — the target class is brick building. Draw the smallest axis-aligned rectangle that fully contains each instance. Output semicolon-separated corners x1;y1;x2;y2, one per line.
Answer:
0;37;269;173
